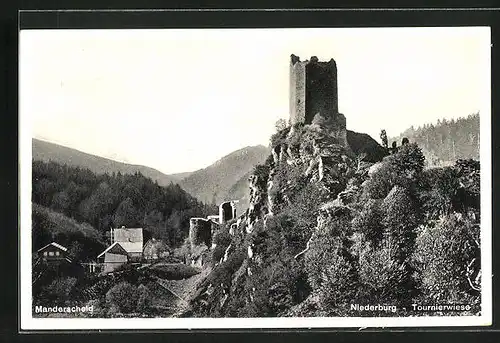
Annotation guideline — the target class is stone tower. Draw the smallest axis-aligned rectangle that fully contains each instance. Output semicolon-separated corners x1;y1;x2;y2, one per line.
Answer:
289;54;347;146
289;54;340;125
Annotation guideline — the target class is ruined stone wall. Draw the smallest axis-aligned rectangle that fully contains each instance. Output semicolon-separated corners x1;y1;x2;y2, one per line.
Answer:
219;201;237;224
189;218;213;250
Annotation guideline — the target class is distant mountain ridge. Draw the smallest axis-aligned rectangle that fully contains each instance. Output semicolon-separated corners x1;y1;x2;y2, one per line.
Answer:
178;145;270;208
32;139;270;209
32;138;189;186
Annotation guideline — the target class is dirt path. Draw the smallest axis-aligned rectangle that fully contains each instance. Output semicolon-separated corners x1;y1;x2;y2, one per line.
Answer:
154;266;212;317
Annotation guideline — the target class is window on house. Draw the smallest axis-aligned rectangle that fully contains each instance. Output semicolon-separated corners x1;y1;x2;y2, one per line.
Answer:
49;251;54;256
43;252;48;256
55;251;60;256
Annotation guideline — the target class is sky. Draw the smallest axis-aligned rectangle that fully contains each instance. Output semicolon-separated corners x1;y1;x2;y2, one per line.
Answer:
20;27;490;174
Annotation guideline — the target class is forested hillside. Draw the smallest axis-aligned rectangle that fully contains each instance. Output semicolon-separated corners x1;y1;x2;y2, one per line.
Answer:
32;160;216;251
389;113;479;166
33;138;190;186
179;145;269;206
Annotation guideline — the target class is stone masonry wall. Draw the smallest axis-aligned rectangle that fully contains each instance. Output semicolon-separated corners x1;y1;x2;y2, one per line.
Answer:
289;54;307;125
289;55;338;126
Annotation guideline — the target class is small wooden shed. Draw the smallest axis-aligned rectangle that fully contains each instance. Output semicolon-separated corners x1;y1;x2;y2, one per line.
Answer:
37;242;71;264
97;242;129;274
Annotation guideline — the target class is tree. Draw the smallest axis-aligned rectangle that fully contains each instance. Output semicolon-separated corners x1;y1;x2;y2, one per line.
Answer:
165;209;183;246
380;129;389;149
112;197;139;228
51;190;71;212
79;182;115;229
33;178;57;207
358;245;402;304
143;210;166;239
379;186;420;306
413;213;480;305
382;186;420;262
304;215;358;314
420;167;460;220
275;118;288;132
352;199;385;247
68;241;84;261
363;143;425;199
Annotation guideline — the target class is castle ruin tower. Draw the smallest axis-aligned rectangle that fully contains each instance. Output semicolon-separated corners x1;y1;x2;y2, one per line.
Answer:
289;54;347;146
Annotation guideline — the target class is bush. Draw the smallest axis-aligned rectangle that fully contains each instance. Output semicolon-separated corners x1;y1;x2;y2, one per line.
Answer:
352;198;385;247
105;281;138;314
252;164;271;189
363;143;425;199
382;186;420;263
413;213;480;304
270;126;291;150
316;254;359;314
39;277;78;305
357;245;415;307
136;284;152;313
363;162;394;199
419;167;460;220
304;215;358;313
263;257;310;316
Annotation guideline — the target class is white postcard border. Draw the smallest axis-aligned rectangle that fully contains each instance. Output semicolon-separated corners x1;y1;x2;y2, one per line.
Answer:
19;26;493;330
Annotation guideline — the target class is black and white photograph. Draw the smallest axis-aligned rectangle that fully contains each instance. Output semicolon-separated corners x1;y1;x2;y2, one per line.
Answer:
19;26;491;329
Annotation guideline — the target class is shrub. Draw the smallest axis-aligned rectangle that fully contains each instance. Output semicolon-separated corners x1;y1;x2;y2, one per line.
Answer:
40;277;78;305
270;126;291;150
252;164;271;189
316;254;359;314
352;198;385;247
263;257;311;316
304;215;358;313
136;284;152;313
419;167;460;220
105;281;138;314
363;162;394;199
358;245;415;306
382;186;420;263
363;143;425;199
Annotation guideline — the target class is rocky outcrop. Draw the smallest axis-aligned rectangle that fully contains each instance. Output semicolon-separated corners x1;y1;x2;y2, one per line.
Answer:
187;120;385;317
347;130;388;163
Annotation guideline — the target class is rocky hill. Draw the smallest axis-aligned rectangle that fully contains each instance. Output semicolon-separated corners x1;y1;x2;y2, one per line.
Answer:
179;120;481;318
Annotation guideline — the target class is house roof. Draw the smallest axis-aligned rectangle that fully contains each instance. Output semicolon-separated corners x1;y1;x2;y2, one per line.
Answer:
113;228;143;254
97;242;128;259
37;242;68;253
